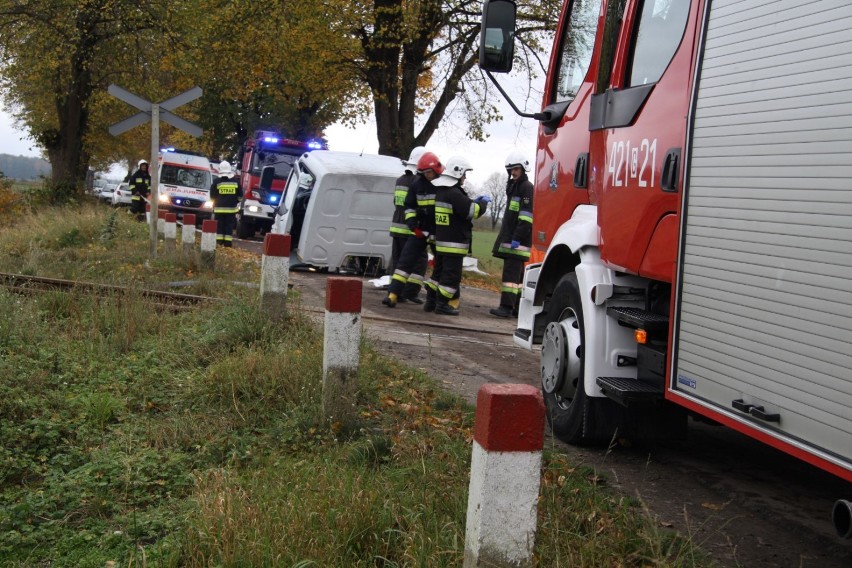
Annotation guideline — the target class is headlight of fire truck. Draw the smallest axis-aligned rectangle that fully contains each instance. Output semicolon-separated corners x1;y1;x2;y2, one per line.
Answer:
159;193;170;204
203;200;214;209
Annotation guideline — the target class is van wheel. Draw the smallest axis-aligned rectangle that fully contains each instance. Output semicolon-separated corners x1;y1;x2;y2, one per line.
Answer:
540;273;619;445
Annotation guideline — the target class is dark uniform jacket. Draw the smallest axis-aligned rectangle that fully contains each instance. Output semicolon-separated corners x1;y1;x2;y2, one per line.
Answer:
129;168;151;200
210;176;243;214
434;183;487;257
390;171;416;237
492;173;533;260
408;175;437;237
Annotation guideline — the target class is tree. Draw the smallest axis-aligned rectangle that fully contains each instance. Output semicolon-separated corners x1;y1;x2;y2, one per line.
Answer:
481;170;507;229
338;0;560;158
0;1;185;193
172;2;369;160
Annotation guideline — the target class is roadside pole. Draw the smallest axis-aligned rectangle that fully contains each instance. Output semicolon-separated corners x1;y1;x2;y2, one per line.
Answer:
322;277;362;429
260;233;291;319
148;104;159;258
464;383;544;568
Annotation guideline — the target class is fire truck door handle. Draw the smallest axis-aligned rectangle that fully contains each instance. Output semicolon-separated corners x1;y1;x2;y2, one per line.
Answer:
573;153;589;188
660;148;681;192
749;406;781;423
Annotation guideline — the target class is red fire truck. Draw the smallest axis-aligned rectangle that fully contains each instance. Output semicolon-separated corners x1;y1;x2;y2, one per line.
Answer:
480;0;851;535
235;130;323;238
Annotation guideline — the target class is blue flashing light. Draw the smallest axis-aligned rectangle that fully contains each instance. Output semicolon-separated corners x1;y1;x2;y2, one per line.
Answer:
269;194;279;203
307;140;323;150
161;147;176;152
263;137;279;143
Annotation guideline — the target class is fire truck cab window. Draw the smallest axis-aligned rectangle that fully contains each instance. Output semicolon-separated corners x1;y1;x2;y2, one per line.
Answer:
252;150;298;178
553;0;603;103
628;0;690;86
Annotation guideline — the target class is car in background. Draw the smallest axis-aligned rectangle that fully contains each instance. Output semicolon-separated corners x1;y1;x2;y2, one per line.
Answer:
111;182;132;206
97;184;115;203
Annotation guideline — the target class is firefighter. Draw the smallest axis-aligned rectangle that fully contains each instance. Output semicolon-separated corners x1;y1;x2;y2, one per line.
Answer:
489;150;533;318
382;151;444;308
432;156;489;316
209;161;242;247
388;146;425;275
128;159;150;221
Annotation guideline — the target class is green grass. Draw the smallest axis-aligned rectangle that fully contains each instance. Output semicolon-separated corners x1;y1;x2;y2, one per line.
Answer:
0;204;714;567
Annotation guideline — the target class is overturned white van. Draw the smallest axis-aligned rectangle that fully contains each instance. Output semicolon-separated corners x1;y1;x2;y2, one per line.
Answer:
270;150;402;273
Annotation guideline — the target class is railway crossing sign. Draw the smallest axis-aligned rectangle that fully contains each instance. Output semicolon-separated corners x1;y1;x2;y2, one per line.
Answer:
107;85;203;258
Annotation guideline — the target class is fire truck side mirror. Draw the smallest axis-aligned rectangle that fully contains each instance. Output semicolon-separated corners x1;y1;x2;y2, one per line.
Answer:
260;166;275;192
479;0;516;73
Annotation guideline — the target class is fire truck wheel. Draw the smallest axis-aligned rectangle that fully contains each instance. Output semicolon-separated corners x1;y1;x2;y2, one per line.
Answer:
540;272;614;445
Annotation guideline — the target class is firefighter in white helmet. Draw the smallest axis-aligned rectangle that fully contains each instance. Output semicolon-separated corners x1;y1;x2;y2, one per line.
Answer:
489;150;533;318
431;155;489;316
209;161;242;247
128;159;150;221
388;146;427;284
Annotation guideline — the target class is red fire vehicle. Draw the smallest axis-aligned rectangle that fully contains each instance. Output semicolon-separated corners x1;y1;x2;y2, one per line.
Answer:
481;0;852;536
235;130;323;238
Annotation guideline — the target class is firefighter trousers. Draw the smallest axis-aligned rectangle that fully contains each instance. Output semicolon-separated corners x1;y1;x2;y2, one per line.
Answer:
387;234;429;300
215;213;236;247
498;257;525;310
436;254;464;308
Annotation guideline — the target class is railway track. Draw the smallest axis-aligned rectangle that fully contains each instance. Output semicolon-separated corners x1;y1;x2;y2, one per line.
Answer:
0;272;220;312
0;272;513;342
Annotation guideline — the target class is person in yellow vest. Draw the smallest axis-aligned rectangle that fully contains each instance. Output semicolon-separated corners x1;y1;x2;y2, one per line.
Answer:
209;161;242;247
489;151;533;318
128;159;150;221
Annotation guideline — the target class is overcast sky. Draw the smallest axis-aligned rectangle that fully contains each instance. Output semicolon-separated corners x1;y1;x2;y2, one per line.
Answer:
0;75;543;188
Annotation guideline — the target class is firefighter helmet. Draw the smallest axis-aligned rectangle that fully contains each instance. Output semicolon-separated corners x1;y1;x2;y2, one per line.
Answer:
504;150;530;172
404;146;427;171
432;155;472;187
137;159;148;168
416;151;444;175
218;161;234;178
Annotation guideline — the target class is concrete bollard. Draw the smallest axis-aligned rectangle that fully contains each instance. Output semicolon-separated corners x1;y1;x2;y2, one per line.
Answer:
181;214;196;255
464;383;545;568
157;209;166;238
260;233;291;319
145;203;151;225
164;213;177;253
322;277;362;429
200;219;217;269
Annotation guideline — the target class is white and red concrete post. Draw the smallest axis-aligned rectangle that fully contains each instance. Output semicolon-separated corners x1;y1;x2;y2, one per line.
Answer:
464;383;545;568
260;233;291;318
322;277;363;428
156;209;166;238
145;203;151;225
164;212;177;253
200;219;217;269
181;213;196;255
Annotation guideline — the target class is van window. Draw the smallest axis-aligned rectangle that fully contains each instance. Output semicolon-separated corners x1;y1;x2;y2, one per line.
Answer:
160;164;211;190
627;0;690;86
553;0;603;103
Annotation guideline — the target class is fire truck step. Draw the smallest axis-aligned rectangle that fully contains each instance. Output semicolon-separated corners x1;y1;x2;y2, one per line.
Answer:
596;376;662;407
606;306;669;333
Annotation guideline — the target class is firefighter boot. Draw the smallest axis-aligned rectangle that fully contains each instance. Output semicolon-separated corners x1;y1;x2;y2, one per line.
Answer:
489;305;512;318
434;303;459;316
434;299;459;316
423;287;436;312
382;293;398;308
